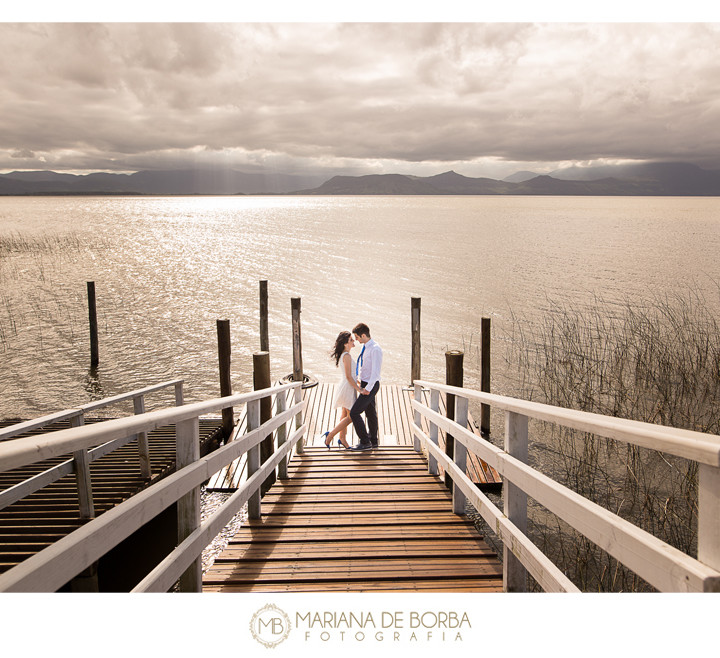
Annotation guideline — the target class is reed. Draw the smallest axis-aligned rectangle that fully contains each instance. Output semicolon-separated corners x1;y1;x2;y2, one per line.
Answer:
501;289;720;591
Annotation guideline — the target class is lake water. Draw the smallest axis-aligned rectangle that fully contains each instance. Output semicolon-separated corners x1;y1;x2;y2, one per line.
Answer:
1;195;719;419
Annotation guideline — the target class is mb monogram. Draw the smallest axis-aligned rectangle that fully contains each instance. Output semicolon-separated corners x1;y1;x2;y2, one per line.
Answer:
250;604;292;648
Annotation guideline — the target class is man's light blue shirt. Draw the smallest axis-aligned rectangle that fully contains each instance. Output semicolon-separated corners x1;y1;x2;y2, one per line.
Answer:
358;338;382;392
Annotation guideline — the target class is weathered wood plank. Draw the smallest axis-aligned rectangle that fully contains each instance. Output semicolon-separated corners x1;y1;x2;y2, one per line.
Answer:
203;445;502;592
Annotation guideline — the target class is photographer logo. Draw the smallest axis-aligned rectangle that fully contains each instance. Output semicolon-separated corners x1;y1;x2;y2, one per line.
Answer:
250;604;292;648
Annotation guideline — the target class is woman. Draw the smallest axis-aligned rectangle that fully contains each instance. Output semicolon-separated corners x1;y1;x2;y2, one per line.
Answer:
320;330;364;448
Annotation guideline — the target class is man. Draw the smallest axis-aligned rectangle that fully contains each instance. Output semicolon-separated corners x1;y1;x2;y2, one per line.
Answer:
349;322;383;450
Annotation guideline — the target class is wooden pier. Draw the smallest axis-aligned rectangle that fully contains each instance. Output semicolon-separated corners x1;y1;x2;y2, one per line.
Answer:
0;417;223;579
203;383;504;592
208;382;502;490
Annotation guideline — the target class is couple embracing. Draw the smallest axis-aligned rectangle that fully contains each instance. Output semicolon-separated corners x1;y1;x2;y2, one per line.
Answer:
321;322;382;451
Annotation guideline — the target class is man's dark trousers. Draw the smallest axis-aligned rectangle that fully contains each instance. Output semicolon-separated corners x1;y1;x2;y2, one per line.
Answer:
350;381;380;446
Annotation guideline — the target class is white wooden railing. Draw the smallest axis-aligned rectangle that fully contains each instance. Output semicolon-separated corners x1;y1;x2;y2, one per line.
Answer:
411;379;720;593
0;380;305;593
0;379;185;518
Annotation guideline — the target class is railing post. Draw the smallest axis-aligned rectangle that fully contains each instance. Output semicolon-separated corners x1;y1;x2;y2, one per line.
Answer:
247;399;262;519
698;464;720;578
70;415;95;520
276;390;289;479
445;350;464;490
504;410;529;592
453;396;468;515
174;381;184;406
87;281;99;369
254;351;275;495
428;389;439;476
217;319;234;442
413;382;423;452
175;416;201;592
133;395;152;480
260;280;269;352
411;296;421;386
291;297;305;453
481;317;491;436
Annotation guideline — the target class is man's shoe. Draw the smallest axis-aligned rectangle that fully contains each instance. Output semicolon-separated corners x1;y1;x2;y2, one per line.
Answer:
351;442;373;451
370;443;379;449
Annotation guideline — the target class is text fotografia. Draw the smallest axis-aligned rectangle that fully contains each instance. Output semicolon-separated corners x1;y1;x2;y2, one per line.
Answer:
296;610;471;643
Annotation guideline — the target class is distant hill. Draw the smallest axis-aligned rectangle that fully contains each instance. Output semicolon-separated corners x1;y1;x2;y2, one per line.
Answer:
1;162;720;196
0;169;326;195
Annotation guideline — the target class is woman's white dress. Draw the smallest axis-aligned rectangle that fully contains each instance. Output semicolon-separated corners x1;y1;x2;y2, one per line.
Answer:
332;351;357;410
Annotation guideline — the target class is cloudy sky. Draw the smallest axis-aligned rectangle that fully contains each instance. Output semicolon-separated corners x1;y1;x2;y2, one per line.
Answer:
2;18;720;179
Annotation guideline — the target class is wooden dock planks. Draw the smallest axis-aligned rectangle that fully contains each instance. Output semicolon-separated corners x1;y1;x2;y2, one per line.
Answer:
0;417;223;575
203;446;503;592
208;382;501;490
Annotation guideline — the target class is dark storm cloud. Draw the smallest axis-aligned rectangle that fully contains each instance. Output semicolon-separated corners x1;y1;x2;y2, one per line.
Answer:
1;22;719;175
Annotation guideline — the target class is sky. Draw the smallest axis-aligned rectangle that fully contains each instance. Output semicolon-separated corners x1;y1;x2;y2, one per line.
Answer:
2;8;720;180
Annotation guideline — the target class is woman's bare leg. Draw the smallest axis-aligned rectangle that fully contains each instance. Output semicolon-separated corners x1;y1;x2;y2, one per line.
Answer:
326;408;352;448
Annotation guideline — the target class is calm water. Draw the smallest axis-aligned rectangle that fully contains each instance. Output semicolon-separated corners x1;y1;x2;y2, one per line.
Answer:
1;195;719;418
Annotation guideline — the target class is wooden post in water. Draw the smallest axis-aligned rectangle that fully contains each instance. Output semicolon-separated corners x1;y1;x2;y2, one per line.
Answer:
254;351;275;495
259;280;269;353
216;319;234;442
411;297;421;385
480;316;491;436
291;297;305;453
87;281;99;369
445;350;464;490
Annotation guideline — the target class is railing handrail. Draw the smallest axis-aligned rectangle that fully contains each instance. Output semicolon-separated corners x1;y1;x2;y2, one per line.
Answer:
0;381;302;474
0;378;185;442
412;379;720;593
414;379;720;466
0;393;306;593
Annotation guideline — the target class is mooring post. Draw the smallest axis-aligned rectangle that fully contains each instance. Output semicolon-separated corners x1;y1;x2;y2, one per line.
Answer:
254;351;275;495
411;296;421;386
87;281;99;369
291;297;305;453
175;416;201;592
216;319;234;442
259;280;269;352
481;316;491;436
504;411;529;592
445;350;464;490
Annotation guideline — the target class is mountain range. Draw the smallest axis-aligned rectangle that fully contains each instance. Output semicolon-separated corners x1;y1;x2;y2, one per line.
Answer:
1;162;720;196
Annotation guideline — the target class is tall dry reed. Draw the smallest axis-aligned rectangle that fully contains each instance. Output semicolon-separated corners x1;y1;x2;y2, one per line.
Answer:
502;289;720;591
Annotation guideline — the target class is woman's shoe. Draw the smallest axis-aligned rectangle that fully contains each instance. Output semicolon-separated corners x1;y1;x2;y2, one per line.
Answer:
322;431;331;448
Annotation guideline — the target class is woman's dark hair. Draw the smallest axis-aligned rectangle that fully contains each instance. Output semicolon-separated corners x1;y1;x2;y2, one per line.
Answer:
330;331;352;366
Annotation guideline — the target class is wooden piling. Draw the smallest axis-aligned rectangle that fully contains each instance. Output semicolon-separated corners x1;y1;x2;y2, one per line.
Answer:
291;297;305;453
481;316;491;436
253;351;275;495
216;319;234;441
445;350;464;490
87;281;99;369
259;280;269;352
291;297;303;382
411;296;421;385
